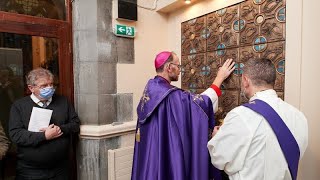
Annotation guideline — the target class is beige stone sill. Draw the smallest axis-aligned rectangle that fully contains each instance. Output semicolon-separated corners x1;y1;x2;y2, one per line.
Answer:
80;120;136;139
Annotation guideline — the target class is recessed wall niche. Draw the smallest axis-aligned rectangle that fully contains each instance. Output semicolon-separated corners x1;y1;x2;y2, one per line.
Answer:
181;0;286;122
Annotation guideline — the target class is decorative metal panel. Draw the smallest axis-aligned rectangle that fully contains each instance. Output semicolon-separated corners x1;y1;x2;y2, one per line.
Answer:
181;17;207;55
181;0;286;122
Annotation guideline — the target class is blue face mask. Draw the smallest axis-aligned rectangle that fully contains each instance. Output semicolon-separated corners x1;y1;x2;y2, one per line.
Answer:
39;87;55;100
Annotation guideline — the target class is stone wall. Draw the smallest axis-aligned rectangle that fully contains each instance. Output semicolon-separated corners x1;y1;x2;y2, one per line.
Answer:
73;0;135;179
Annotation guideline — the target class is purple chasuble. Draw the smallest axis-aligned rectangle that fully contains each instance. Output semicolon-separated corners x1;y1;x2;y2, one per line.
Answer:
131;76;219;180
243;99;300;180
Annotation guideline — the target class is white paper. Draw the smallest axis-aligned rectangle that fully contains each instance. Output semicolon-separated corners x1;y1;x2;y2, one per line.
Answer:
28;107;53;132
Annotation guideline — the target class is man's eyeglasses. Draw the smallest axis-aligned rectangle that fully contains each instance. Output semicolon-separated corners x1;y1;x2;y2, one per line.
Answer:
169;63;182;69
33;83;54;89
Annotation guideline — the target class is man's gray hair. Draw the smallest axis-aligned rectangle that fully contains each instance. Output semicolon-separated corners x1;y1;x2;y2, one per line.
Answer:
26;68;54;85
243;58;276;87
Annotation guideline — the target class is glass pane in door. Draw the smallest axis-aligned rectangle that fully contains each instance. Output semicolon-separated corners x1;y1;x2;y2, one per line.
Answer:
0;32;59;179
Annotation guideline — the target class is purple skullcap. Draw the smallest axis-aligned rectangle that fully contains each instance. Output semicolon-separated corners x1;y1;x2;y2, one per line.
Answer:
154;51;172;69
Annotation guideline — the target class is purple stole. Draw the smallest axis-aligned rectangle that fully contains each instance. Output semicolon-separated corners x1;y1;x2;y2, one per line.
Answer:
243;99;300;180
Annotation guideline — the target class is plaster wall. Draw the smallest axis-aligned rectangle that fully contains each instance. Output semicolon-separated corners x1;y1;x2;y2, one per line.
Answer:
297;0;320;179
117;0;169;120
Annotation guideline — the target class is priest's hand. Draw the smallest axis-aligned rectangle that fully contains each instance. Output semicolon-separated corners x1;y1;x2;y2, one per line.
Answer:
213;58;235;87
212;126;220;138
40;124;63;140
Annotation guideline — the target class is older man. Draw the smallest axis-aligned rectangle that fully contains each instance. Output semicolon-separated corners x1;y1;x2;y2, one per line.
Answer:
9;68;80;180
131;51;235;180
208;58;308;180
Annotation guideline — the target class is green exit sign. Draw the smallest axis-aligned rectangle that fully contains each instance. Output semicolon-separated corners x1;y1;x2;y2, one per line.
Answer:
114;24;135;38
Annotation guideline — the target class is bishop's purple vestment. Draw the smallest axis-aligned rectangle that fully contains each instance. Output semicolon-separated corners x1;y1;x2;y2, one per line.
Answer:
131;76;219;180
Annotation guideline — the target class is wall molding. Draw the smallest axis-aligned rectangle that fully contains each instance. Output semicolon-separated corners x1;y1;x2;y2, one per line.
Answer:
80;120;136;139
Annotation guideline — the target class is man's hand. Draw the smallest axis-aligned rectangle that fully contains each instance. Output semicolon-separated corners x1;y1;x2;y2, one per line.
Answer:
211;126;220;138
40;124;63;140
213;58;235;87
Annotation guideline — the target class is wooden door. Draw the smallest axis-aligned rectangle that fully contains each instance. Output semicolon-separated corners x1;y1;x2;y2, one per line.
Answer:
0;6;75;179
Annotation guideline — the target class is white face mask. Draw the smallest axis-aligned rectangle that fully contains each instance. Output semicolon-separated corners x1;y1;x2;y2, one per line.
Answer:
39;87;55;100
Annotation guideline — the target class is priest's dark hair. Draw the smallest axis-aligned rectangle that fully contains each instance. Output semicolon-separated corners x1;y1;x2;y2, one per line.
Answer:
243;58;276;87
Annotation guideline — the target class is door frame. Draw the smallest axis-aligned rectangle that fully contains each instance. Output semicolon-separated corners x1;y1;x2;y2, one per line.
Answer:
0;1;76;179
0;9;74;102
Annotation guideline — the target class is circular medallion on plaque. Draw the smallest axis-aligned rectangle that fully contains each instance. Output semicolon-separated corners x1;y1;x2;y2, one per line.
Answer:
188;18;197;25
190;33;195;40
218;25;225;33
216;8;227;16
189;48;197;54
200;66;211;76
253;0;266;5
276;7;286;22
188;54;196;60
233;63;244;76
181;35;186;44
220;84;226;90
181;67;185;76
233;19;245;32
189;89;196;93
255;14;265;25
189;83;197;92
253;36;267;52
221;84;226;95
201;28;210;39
216;44;226;56
276;59;285;75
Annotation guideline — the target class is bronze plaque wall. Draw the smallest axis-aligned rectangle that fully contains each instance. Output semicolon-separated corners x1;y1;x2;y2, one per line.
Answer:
181;0;286;121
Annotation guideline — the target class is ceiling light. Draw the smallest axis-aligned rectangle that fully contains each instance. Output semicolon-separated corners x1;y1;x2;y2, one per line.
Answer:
185;0;191;4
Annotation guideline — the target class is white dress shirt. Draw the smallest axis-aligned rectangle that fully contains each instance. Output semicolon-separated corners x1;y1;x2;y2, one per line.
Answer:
30;93;52;108
207;89;308;180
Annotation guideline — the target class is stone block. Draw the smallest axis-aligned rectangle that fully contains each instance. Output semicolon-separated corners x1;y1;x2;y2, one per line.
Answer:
98;94;117;125
97;0;113;31
98;62;117;94
78;139;101;179
78;62;98;94
72;0;97;31
117;37;134;64
117;93;133;122
97;31;118;63
78;139;100;156
77;137;119;180
74;30;98;62
77;94;99;125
